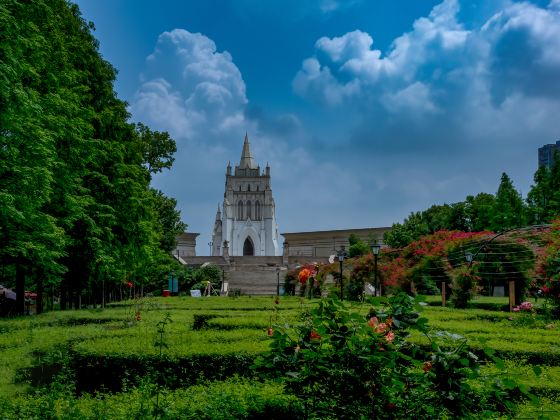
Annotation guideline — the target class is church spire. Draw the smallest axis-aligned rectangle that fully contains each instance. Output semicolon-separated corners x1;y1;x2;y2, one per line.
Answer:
239;133;257;169
215;204;221;221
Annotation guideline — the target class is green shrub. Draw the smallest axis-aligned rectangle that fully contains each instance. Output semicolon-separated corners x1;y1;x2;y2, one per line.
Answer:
254;294;525;419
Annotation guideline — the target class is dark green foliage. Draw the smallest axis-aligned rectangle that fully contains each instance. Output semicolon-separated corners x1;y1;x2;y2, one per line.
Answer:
450;266;477;308
0;0;186;310
254;294;523;419
192;314;219;330
410;256;447;295
347;233;369;257
192;264;222;292
527;156;560;224
491;172;527;231
0;377;302;419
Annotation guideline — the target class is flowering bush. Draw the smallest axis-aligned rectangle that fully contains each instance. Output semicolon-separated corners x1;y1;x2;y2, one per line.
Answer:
513;301;534;312
535;218;560;318
254;294;527;419
450;266;480;309
295;264;322;298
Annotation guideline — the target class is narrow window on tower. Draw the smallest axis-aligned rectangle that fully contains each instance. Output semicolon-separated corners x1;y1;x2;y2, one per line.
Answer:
238;200;244;220
255;200;261;220
246;200;252;220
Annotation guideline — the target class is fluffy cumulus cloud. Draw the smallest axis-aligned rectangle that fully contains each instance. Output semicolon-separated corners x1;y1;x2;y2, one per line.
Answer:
131;29;248;141
293;0;471;108
291;0;560;229
295;0;560;114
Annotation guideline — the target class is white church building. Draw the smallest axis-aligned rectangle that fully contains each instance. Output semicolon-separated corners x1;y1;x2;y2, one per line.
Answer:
211;134;281;256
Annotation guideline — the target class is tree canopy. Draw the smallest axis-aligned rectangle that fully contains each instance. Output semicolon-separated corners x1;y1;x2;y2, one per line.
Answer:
0;0;186;314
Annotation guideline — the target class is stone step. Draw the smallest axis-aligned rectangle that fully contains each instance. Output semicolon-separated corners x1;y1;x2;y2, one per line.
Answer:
226;269;282;295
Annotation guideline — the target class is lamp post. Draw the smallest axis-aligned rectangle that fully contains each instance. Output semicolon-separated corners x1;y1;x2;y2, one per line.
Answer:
337;246;346;300
371;243;381;296
276;268;280;296
208;241;213;256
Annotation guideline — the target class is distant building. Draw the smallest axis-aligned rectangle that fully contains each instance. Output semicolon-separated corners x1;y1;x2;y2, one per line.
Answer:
282;227;391;259
211;134;281;256
173;232;199;258
538;140;560;169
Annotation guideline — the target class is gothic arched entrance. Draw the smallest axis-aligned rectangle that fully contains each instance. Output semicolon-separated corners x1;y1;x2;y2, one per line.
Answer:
243;237;254;256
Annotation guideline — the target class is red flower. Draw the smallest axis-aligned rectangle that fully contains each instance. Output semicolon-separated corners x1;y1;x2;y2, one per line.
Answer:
310;331;321;340
423;361;433;373
134;312;141;321
267;327;273;336
127;281;133;288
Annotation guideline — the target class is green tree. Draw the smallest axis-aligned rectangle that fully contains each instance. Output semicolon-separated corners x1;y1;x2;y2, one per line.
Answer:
384;212;429;248
527;154;560;224
1;0;186;311
0;0;68;314
490;173;526;232
348;234;369;258
465;193;495;231
136;123;177;175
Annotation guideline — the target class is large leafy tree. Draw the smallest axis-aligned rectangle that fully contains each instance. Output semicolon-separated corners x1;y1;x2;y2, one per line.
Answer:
0;0;69;314
1;0;186;312
491;173;526;232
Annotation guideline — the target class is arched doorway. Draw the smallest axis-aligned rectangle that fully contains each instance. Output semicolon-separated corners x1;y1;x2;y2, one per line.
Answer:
243;237;254;256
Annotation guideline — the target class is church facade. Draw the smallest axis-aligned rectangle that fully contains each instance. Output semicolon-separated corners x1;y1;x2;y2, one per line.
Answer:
211;135;281;256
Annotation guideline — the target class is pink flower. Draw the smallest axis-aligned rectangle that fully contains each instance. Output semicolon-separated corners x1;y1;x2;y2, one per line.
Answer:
385;331;395;343
375;323;388;334
368;317;379;327
513;307;520;312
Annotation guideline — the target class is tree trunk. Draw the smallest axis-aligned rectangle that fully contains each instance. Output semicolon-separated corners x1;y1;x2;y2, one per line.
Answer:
36;276;43;315
15;264;25;316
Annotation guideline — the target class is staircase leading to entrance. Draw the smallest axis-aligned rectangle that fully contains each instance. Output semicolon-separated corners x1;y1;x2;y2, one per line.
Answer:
227;268;283;295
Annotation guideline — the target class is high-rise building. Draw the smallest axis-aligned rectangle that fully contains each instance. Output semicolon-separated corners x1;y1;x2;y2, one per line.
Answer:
538;140;560;169
211;134;280;256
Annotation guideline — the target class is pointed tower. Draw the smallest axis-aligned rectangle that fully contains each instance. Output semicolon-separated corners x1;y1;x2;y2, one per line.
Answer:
211;134;280;256
211;204;222;256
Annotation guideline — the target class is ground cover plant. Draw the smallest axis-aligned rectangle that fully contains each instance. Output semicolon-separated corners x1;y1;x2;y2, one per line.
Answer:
0;295;559;419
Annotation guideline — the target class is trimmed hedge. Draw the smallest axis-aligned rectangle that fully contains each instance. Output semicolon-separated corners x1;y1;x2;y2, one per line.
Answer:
0;378;303;419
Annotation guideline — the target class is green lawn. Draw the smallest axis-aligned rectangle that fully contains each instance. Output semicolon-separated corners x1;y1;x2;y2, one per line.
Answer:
0;295;559;418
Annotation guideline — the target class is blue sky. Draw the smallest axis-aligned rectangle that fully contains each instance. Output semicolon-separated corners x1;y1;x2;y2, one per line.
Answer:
75;0;560;254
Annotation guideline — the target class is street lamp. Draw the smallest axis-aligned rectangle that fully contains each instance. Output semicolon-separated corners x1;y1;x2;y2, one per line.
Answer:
276;268;280;296
337;246;346;300
371;243;381;296
208;241;213;256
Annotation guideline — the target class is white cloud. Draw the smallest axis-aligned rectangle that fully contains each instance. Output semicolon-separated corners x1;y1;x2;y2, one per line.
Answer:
381;82;440;116
131;29;247;140
293;0;470;112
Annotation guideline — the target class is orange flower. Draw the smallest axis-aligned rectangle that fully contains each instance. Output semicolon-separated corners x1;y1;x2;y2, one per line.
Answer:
267;327;273;336
134;312;141;322
386;316;393;327
298;268;312;284
310;331;321;340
